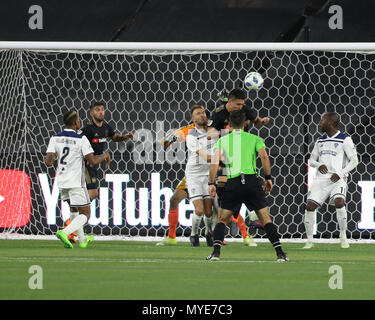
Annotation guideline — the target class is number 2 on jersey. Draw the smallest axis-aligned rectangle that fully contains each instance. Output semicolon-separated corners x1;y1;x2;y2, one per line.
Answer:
60;147;70;165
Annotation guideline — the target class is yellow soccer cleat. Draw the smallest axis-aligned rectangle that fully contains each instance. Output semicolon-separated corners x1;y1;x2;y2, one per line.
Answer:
156;236;177;246
243;235;257;247
302;241;314;249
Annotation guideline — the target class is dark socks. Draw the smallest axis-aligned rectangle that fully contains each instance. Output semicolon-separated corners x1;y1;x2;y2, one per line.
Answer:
264;222;283;254
213;222;226;255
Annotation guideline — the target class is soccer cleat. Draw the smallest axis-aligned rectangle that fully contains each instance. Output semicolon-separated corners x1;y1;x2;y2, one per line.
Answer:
276;251;290;262
340;236;350;249
249;219;264;230
190;234;200;247
302;241;314;249
206;252;220;261
79;235;94;248
156;236;178;246
243;235;257;247
205;230;213;247
56;230;73;249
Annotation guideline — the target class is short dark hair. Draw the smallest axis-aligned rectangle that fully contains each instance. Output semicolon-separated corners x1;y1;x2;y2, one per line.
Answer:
63;111;78;126
90;101;105;110
190;104;204;116
229;110;246;128
228;88;246;101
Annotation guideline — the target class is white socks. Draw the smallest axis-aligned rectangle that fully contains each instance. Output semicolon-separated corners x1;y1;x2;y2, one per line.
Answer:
69;211;87;243
304;207;348;240
204;215;212;232
191;214;203;236
63;214;88;236
336;207;347;238
304;210;315;242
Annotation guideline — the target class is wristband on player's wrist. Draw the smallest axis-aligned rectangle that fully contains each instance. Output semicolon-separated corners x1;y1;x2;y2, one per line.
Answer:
264;175;272;180
208;182;216;186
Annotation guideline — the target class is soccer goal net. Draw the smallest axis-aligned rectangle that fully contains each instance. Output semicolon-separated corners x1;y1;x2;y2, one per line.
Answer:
0;42;374;241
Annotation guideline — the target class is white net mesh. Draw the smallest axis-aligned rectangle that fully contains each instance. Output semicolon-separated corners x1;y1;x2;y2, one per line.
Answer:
0;45;374;240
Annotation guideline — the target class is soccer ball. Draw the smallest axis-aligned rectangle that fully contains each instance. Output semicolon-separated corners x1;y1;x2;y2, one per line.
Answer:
244;72;264;90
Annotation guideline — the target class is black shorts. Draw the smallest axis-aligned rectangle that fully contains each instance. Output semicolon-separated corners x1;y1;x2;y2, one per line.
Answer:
85;165;98;190
220;174;268;217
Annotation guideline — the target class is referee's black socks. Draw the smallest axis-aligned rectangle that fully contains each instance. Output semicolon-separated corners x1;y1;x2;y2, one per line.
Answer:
213;222;226;255
264;222;283;254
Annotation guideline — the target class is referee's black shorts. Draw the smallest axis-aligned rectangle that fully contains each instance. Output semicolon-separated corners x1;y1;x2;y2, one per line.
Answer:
85;165;99;190
220;174;268;217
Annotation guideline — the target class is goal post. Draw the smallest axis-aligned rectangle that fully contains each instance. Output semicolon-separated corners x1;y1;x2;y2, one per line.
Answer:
0;41;374;241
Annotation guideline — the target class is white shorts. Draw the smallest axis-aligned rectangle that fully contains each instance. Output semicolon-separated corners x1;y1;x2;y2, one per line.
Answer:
307;178;347;207
60;187;91;207
185;175;210;201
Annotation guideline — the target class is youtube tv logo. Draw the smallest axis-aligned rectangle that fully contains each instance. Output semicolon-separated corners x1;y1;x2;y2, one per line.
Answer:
0;169;31;228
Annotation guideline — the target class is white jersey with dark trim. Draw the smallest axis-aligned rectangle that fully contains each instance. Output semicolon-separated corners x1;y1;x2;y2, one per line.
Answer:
310;130;357;182
46;129;94;188
185;127;217;176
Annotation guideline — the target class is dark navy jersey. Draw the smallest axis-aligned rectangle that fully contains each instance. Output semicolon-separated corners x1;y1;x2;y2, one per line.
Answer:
80;121;115;155
210;103;257;131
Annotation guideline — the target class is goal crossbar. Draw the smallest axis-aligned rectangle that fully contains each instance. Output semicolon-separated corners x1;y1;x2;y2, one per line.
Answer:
1;41;375;52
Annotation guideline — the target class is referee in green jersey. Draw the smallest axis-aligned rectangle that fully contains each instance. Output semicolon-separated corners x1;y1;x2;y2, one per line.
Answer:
206;110;289;262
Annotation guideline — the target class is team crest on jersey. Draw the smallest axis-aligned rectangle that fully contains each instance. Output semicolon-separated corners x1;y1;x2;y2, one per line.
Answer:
334;143;339;148
94;133;99;137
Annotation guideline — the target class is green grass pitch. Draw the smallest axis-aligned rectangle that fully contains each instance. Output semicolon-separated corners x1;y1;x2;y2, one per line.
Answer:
0;239;374;300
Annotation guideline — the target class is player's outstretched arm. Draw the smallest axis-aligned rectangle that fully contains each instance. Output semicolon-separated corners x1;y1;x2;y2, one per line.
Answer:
45;152;56;167
85;152;111;168
251;116;270;127
111;132;133;142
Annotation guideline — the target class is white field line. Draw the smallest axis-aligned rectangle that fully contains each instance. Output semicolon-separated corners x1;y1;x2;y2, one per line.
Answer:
1;234;374;244
0;256;373;265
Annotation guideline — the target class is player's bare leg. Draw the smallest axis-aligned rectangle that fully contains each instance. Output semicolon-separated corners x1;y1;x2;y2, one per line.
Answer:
335;197;349;248
156;188;188;246
255;207;289;262
303;201;319;249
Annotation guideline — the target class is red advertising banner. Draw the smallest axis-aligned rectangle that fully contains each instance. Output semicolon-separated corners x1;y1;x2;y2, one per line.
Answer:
0;169;31;228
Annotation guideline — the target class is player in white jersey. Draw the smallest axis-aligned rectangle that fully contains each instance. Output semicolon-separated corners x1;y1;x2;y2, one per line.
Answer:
45;111;110;248
303;112;358;249
185;104;218;246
